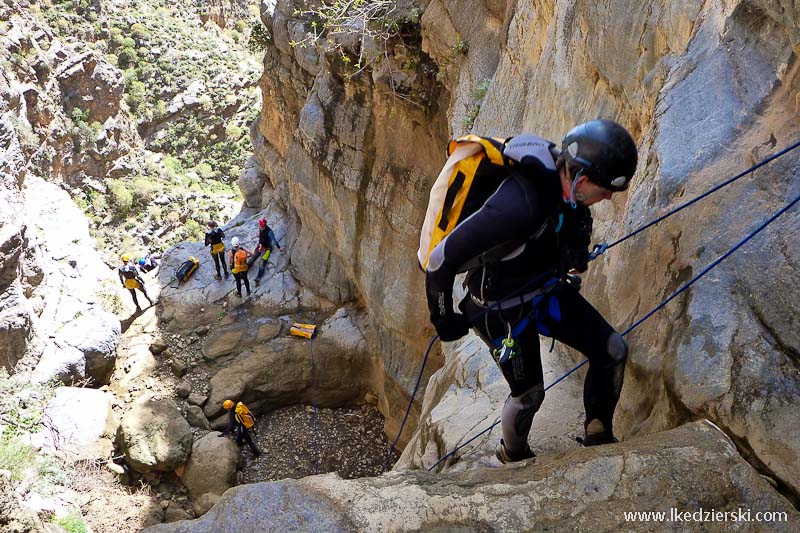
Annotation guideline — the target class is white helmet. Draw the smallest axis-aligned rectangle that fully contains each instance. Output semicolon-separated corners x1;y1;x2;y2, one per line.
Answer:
231;237;240;247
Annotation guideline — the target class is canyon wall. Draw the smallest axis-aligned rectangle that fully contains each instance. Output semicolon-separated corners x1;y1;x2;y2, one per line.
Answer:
249;0;800;497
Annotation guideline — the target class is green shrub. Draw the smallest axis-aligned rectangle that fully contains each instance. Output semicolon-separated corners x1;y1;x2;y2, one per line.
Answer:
52;513;89;533
185;219;202;240
132;177;157;205
122;37;136;49
70;107;88;124
225;124;243;139
195;162;214;179
125;78;146;113
130;23;148;40
117;47;136;69
235;19;248;34
108;180;133;214
461;104;480;131
452;39;469;55
0;437;38;481
248;23;271;53
87;189;108;212
470;79;491;100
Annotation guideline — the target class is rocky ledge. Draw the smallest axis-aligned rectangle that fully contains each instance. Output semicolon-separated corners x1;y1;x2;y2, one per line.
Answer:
145;420;797;532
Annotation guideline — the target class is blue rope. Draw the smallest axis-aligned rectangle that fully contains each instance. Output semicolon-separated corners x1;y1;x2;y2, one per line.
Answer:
384;271;558;469
310;338;318;474
590;138;800;260
427;192;800;471
384;335;438;470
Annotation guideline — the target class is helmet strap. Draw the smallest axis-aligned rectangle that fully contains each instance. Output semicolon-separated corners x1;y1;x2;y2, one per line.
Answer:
568;170;581;209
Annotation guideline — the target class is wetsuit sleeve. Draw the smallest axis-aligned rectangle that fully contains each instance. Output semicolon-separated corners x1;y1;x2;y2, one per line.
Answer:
118;268;124;285
425;177;545;324
204;232;210;246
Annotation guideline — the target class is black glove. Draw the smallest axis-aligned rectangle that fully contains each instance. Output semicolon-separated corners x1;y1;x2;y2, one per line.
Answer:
432;313;471;342
559;246;589;274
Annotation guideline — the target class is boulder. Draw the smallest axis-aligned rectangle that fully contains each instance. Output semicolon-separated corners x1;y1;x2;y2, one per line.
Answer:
117;398;193;473
184;406;211;430
163;502;192;523
147;421;798;532
0;474;45;533
202;317;282;361
32;387;116;461
178;432;239;517
203;335;370;420
186;393;206;407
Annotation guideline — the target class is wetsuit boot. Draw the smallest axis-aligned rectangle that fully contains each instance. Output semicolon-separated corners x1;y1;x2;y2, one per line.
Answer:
495;439;535;464
579;419;618;446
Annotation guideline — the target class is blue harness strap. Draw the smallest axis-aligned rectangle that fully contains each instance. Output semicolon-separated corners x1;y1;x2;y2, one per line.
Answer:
491;278;562;346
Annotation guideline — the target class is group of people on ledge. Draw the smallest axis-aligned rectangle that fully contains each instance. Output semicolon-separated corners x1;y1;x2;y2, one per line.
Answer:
117;216;282;311
205;217;283;298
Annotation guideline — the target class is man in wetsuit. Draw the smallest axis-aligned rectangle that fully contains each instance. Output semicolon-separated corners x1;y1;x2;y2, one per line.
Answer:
119;254;153;312
220;399;261;457
252;217;283;286
424;119;637;463
204;221;228;280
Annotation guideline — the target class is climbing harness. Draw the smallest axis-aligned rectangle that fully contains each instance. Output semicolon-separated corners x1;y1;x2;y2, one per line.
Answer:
387;139;800;471
426;190;800;471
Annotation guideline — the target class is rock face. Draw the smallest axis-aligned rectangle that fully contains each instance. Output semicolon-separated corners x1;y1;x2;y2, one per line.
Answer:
0;1;124;385
203;307;373;419
32;387;117;461
117;397;193;473
245;0;449;443
144;421;798;532
2;172;121;386
244;0;800;500
178;432;239;517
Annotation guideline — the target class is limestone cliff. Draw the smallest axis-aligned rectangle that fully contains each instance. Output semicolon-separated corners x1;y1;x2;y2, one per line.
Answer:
247;0;449;442
247;0;800;502
1;0;122;384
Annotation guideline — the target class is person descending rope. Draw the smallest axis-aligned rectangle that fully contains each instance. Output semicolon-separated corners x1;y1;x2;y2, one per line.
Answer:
119;253;153;312
220;399;261;458
228;236;252;298
205;221;228;280
424;119;638;463
252;217;283;287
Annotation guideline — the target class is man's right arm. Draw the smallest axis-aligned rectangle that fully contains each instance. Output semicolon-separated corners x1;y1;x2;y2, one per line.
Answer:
425;177;540;340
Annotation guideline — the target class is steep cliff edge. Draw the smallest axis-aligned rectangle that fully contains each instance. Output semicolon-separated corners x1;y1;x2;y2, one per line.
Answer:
246;0;450;443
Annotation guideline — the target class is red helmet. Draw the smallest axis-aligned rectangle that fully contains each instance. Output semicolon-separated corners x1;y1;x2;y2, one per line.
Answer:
258;218;267;229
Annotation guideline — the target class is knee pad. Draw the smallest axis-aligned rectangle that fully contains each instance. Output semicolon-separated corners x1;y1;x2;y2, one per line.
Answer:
505;384;545;437
607;332;628;364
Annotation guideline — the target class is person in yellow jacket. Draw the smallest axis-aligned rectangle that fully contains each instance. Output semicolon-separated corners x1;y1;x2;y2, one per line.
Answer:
204;221;228;280
220;399;261;457
227;237;252;297
118;254;153;311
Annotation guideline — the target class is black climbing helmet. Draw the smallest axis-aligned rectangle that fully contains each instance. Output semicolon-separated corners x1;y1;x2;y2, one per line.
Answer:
561;119;638;192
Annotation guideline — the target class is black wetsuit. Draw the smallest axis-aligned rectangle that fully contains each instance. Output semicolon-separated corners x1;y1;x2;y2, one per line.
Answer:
254;226;280;281
205;227;227;277
425;146;627;454
119;264;152;310
225;402;261;456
